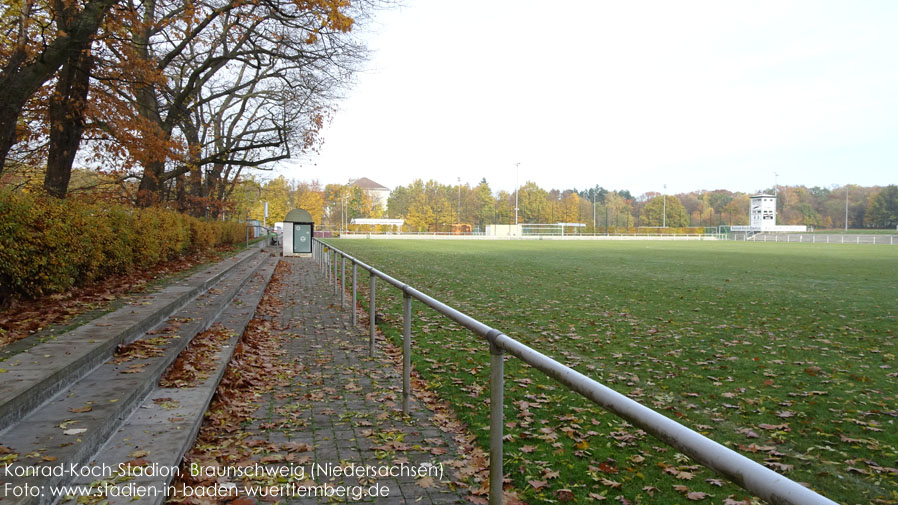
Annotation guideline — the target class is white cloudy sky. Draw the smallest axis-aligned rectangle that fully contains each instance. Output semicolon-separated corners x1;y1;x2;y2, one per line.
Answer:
277;0;898;196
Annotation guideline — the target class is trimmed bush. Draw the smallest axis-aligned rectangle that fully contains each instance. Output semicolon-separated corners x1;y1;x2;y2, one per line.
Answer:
0;192;245;301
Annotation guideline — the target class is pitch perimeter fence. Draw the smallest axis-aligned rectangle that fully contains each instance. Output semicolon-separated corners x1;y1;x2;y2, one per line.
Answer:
332;231;898;245
311;238;838;505
734;233;898;245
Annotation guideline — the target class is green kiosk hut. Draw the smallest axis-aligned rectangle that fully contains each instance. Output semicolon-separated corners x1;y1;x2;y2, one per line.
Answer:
283;209;314;257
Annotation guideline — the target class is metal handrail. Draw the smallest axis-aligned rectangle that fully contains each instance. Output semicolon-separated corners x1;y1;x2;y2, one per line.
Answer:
312;238;838;505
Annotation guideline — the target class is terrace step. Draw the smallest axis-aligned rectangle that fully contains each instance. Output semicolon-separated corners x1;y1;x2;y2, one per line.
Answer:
0;249;277;505
0;245;262;432
67;257;279;505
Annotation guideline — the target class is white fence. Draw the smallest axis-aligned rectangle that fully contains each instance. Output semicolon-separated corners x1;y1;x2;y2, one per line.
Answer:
734;233;898;245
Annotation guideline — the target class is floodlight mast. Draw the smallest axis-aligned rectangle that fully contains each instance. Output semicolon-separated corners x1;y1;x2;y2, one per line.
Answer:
592;188;596;232
457;177;461;225
845;185;849;231
514;162;520;227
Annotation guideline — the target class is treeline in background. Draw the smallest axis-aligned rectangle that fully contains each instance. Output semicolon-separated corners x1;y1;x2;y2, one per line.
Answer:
234;177;898;233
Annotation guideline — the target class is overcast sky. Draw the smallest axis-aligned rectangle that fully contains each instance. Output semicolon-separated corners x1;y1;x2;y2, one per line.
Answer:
277;0;898;196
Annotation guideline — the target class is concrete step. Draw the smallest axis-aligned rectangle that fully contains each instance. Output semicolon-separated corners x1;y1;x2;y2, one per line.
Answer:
69;257;279;505
0;252;278;505
0;245;263;432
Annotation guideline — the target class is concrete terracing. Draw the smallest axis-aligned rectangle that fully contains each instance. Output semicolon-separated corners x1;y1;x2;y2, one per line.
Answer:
0;244;276;505
0;250;470;505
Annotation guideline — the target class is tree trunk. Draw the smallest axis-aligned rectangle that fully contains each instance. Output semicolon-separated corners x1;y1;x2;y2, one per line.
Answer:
136;161;164;206
0;90;29;172
44;45;93;198
0;0;118;174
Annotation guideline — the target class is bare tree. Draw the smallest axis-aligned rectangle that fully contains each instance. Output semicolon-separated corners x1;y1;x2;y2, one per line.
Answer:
82;0;366;205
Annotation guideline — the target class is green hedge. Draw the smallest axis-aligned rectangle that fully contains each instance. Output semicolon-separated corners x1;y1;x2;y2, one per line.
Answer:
0;192;245;300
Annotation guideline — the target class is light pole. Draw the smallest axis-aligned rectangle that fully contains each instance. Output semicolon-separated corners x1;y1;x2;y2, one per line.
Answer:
662;184;667;228
845;185;849;231
457;177;461;226
514;162;520;227
592;187;596;233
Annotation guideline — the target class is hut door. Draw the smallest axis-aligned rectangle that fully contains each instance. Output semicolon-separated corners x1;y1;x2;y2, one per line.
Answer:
293;224;311;253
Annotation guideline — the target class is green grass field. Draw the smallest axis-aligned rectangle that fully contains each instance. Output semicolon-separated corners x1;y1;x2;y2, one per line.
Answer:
324;239;898;505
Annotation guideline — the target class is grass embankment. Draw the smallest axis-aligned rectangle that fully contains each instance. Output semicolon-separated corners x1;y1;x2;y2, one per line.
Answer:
326;239;897;505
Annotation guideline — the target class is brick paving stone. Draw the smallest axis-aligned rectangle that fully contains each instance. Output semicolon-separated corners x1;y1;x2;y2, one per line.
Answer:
236;257;466;505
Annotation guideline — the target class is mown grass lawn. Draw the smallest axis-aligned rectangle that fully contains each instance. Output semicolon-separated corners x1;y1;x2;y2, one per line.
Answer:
323;239;897;505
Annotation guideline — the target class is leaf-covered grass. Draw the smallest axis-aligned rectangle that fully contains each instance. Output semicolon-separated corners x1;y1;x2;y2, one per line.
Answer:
324;239;898;505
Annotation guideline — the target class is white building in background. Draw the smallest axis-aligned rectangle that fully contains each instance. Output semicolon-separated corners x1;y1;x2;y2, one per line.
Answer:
733;193;807;232
485;224;522;237
750;194;777;231
350;177;390;211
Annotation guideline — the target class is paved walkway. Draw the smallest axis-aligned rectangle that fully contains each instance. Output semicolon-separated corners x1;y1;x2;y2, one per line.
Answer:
235;257;469;504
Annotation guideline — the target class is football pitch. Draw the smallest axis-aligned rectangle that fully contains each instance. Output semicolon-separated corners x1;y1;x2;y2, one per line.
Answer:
325;239;898;504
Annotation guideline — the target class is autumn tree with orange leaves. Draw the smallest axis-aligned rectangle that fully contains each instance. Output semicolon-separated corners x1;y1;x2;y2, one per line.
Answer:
88;0;363;209
0;0;119;181
1;0;367;210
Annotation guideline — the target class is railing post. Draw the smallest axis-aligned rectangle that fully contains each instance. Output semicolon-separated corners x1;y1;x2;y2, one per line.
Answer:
489;337;505;505
333;251;338;292
369;273;376;357
352;261;358;326
341;254;346;307
402;291;412;415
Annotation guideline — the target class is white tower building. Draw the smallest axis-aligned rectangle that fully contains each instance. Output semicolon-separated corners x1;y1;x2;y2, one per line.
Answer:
749;194;777;231
739;193;807;233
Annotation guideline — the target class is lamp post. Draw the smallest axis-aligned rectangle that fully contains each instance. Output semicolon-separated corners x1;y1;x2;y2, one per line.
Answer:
457;177;461;226
592;187;596;233
845;185;849;231
514;162;520;227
